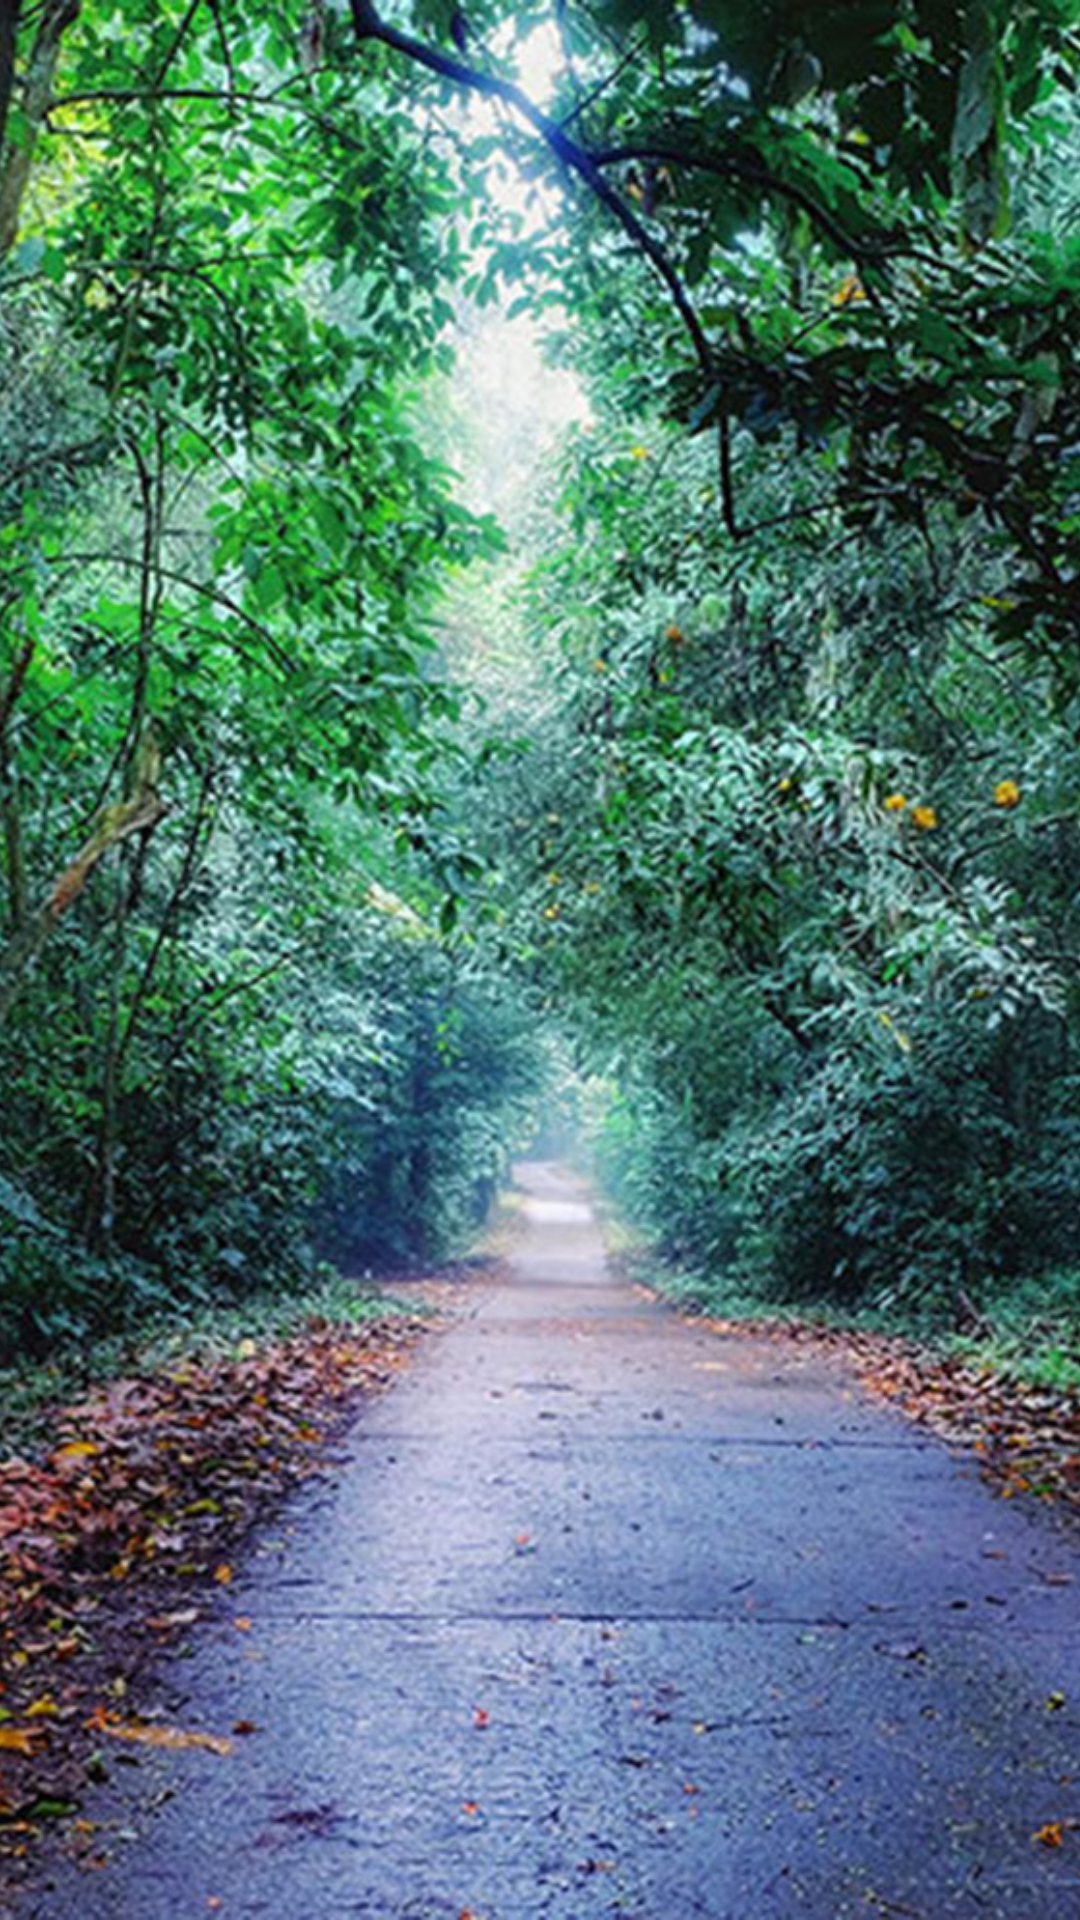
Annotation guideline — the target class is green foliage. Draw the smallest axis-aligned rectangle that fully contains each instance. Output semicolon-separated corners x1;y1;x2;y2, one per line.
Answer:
4;0;1080;1366
466;0;1080;1332
0;0;538;1361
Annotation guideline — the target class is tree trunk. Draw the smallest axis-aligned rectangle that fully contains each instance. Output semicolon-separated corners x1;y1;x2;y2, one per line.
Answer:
0;0;81;262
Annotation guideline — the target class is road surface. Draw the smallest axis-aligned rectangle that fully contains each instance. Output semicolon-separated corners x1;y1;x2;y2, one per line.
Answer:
27;1162;1080;1917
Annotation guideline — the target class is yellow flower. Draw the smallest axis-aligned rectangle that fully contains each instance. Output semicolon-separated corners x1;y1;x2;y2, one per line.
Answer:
911;805;938;830
831;273;867;307
547;871;561;886
630;445;650;461
883;793;908;812
778;777;794;794
592;658;609;673
543;904;560;921
994;779;1021;809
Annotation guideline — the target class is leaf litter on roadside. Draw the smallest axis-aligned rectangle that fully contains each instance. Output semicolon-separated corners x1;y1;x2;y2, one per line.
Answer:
703;1317;1080;1517
0;1310;429;1881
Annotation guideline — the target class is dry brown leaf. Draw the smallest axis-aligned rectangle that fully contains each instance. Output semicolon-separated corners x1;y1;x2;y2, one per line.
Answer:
93;1717;232;1757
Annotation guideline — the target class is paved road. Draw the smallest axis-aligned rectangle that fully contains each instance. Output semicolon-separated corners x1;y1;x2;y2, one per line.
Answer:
28;1162;1080;1917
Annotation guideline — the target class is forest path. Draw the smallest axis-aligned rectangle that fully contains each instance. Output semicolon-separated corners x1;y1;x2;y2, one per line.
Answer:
29;1162;1080;1918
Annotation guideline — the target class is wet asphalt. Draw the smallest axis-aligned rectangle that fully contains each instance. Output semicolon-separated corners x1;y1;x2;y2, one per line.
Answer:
25;1161;1080;1918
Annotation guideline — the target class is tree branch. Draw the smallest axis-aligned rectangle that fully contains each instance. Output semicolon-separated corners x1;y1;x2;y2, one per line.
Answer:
349;0;714;383
0;738;168;1031
592;140;908;265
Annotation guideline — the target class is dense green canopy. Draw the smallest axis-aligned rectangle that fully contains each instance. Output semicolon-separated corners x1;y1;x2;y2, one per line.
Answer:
2;1;1080;1358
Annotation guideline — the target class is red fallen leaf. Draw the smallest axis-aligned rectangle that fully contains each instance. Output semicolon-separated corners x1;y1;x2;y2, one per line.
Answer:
472;1708;490;1729
232;1720;259;1736
461;1801;480;1817
1034;1822;1066;1848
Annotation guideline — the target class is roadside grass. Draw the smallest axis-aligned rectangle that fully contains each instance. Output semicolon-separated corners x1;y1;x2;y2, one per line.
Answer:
617;1240;1080;1397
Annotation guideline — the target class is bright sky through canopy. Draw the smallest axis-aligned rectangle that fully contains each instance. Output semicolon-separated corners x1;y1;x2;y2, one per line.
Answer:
453;20;589;521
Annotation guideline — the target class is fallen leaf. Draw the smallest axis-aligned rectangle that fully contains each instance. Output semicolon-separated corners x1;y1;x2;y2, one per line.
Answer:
0;1728;41;1755
232;1720;259;1736
52;1442;99;1462
147;1608;200;1632
1047;1692;1067;1712
1034;1822;1065;1848
472;1708;490;1729
233;1617;252;1633
213;1564;233;1586
461;1801;480;1817
90;1715;232;1757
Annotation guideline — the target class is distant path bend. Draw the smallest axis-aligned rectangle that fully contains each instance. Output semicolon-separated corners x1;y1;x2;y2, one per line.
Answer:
31;1161;1080;1918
